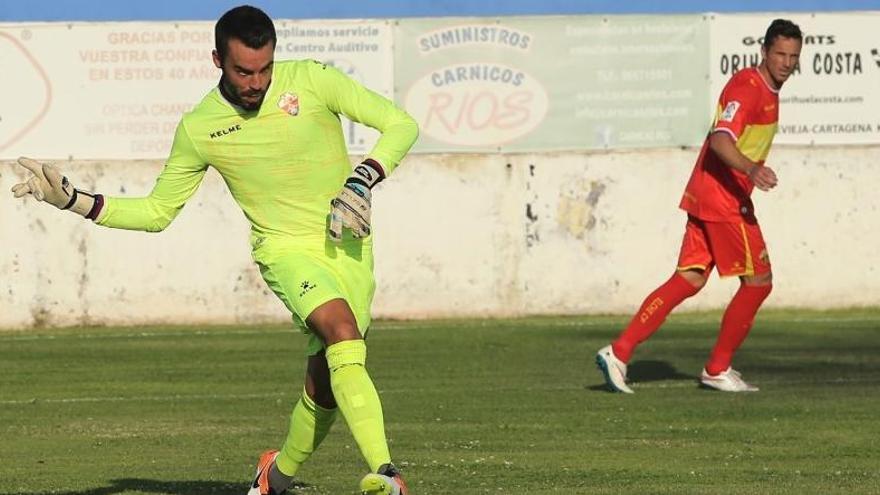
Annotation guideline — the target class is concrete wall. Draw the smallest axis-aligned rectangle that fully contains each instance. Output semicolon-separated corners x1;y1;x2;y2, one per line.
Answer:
1;146;878;328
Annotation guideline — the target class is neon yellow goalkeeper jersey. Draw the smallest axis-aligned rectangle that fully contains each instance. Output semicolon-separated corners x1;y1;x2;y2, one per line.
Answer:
97;59;418;244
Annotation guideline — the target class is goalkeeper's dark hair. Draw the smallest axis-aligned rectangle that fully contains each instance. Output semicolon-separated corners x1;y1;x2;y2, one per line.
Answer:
763;19;802;49
215;5;276;62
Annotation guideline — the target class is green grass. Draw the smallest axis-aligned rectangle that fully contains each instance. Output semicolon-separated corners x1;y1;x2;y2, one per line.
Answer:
1;309;879;494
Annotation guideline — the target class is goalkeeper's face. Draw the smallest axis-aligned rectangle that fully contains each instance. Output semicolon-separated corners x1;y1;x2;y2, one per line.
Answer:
213;37;275;111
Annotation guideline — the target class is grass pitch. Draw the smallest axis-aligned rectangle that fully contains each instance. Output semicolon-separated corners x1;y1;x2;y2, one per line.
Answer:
1;309;879;494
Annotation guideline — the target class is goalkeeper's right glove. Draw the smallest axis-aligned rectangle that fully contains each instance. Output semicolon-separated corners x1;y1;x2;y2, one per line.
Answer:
11;157;104;219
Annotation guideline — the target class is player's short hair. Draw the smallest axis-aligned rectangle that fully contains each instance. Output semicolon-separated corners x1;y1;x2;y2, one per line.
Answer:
215;5;277;62
763;19;802;49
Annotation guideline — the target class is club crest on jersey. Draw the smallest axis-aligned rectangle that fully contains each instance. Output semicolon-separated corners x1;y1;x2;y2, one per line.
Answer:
278;92;299;116
720;101;741;122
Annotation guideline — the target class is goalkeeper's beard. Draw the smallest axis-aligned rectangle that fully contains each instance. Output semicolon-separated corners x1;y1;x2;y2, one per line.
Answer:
218;75;267;111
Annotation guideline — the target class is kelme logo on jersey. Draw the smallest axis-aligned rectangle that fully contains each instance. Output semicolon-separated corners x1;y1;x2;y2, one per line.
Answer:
720;101;741;122
299;280;316;297
209;124;242;139
278;92;299;116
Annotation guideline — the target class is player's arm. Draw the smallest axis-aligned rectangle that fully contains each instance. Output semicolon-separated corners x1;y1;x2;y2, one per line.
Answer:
97;121;209;231
709;133;777;191
709;87;777;191
309;60;419;240
309;60;419;177
12;121;209;232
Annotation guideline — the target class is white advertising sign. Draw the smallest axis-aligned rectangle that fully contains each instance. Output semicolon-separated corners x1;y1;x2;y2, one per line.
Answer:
0;20;393;159
710;12;880;145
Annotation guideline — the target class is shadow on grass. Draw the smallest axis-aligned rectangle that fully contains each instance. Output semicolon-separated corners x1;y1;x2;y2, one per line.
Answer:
628;360;694;382
587;359;694;391
0;478;314;495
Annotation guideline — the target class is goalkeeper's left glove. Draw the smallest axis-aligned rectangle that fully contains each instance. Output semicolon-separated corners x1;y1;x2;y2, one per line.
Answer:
328;159;385;242
11;157;104;219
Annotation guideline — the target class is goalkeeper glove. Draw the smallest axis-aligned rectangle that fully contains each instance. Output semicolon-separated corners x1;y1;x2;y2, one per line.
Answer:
11;157;104;219
328;159;385;242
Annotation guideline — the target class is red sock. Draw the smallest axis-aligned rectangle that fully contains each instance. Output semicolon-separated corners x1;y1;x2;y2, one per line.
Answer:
705;283;772;375
612;273;701;363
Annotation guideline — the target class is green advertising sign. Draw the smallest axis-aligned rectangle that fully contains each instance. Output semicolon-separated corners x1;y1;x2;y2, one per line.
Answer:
394;15;710;152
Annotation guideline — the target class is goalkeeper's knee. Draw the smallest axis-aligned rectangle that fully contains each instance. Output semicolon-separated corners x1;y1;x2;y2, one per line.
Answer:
325;339;367;372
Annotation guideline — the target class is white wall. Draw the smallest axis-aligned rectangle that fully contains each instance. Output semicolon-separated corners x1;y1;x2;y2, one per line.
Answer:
1;147;878;329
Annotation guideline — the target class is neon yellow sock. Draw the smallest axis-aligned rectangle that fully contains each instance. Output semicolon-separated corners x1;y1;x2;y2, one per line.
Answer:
325;339;391;472
275;390;337;476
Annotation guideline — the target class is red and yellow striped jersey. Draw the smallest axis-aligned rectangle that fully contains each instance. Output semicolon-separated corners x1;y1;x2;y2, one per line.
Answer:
680;67;779;222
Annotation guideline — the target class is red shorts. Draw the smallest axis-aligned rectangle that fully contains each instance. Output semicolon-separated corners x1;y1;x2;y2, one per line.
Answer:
677;215;771;277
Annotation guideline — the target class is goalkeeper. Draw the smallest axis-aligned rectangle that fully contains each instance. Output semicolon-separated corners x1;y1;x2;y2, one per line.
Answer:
12;6;417;495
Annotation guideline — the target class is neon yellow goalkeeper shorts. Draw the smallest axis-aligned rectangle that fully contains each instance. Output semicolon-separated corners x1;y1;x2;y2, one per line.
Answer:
252;237;375;356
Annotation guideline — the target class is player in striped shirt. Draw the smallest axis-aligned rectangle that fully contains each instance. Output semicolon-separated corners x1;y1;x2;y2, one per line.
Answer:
596;19;802;394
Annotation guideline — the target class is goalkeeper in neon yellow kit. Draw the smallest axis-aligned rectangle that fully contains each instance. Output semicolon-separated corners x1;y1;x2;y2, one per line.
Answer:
12;6;417;495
